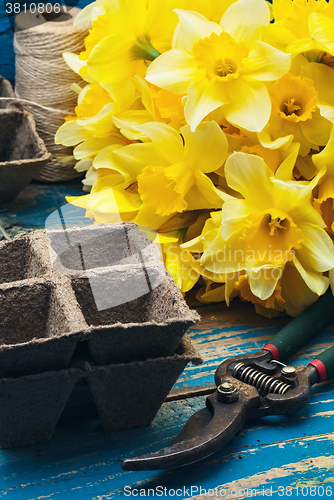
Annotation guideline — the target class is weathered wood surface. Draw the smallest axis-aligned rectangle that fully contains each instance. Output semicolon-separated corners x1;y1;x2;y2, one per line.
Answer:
0;299;333;499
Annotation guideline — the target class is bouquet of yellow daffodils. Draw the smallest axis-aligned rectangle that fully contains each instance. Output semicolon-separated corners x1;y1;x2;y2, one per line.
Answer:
56;0;334;318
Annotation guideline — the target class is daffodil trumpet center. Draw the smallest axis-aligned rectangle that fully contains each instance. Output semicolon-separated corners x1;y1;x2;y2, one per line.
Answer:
213;58;236;78
132;35;161;61
234;274;285;310
321;52;334;69
192;32;247;82
267;215;287;236
270;74;318;123
282;97;301;117
240;211;304;266
301;50;334;68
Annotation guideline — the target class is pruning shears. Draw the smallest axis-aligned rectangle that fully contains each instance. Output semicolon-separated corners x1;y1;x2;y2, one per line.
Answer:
122;290;334;471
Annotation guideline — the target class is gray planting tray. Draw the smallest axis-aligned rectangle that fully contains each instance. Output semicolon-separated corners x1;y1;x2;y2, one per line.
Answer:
0;335;202;448
0;75;15;109
0;75;52;202
0;222;200;377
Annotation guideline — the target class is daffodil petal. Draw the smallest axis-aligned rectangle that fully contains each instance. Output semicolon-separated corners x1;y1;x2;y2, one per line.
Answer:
74;136;124;160
164;241;200;292
293;256;329;296
87;33;135;84
241;41;291;82
74;1;105;24
133;204;171;231
112;110;153;140
89;187;141;214
201;231;245;275
223;79;271;132
220;0;270;44
75;158;93;172
181;121;228;172
186;171;224;210
222;199;254;240
77;103;117;137
55;121;90;147
312;130;334;176
135;122;183;164
146;0;181;49
106;0;147;38
224;152;273;210
302;63;334;107
288;194;326;228
94;144;130;177
146;49;200;95
298;223;334;272
248;266;282;301
199;284;226;303
114;142;169;172
174;9;222;52
300;109;332;147
63;52;87;77
309;12;334;56
281;262;319;317
275;143;300;181
258;128;294;150
286;38;319;57
271;178;313;214
184;78;228;131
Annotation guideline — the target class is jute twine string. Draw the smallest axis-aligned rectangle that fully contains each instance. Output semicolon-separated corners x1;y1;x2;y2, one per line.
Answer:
14;8;90;182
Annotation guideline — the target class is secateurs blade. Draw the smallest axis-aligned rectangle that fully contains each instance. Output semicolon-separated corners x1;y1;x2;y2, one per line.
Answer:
122;289;334;471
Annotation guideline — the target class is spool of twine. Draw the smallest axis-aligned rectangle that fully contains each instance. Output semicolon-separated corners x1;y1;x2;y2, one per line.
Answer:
14;8;90;182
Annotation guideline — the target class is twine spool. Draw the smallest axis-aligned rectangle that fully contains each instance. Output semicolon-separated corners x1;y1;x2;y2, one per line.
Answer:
14;8;90;182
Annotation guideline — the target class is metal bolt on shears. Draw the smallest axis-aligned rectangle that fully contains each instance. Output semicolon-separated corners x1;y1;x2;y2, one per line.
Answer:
122;290;334;471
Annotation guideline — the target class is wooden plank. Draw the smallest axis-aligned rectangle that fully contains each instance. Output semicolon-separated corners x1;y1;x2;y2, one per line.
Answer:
0;381;333;499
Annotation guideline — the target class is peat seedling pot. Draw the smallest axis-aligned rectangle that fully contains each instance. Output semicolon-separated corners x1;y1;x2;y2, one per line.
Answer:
0;101;51;202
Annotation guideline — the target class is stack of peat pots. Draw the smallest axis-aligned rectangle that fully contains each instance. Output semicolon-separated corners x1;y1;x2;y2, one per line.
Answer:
0;222;202;448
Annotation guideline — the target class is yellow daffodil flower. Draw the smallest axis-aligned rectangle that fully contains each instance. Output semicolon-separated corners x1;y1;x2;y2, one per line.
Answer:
187;152;333;303
146;0;291;131
267;0;334;61
233;261;323;317
111;77;185;142
258;73;332;156
84;0;183;84
106;121;227;217
135;121;228;216
55;81;141;188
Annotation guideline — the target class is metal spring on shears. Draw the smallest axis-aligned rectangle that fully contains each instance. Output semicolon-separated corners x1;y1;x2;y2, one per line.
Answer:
232;362;291;395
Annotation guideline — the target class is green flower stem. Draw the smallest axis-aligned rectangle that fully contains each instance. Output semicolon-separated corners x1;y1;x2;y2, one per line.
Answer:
132;35;161;61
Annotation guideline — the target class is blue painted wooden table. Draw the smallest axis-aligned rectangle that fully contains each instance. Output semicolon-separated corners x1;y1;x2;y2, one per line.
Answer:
0;182;334;499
